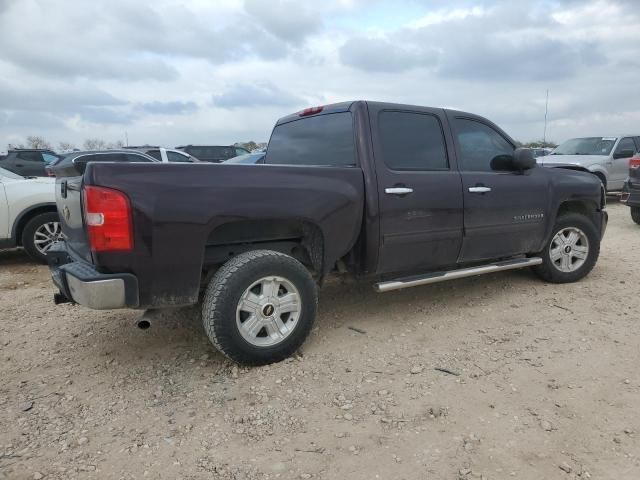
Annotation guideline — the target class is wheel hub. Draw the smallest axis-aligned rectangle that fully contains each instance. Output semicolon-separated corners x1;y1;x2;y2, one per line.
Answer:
236;276;301;347
34;221;62;255
549;227;589;273
261;303;275;317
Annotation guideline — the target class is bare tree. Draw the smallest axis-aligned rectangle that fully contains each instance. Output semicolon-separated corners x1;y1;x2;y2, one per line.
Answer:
83;138;107;151
105;140;125;149
58;141;76;152
26;135;52;150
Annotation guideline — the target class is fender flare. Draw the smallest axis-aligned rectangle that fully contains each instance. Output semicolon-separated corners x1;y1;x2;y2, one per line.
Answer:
10;202;58;243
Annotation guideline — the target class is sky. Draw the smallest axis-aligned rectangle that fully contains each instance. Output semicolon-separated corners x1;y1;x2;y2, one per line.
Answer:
0;0;639;149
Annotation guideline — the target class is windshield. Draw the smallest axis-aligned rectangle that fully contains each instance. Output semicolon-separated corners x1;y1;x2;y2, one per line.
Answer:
552;137;617;156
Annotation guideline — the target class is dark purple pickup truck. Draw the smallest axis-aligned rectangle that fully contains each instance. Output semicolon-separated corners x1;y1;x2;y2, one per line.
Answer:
48;101;607;365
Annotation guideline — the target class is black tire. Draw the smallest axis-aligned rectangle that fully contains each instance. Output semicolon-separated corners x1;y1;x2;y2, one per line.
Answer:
202;250;318;366
532;213;600;283
594;172;607;191
21;212;60;264
631;207;640;225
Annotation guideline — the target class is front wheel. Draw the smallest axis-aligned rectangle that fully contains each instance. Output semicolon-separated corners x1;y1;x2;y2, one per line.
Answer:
202;250;318;366
631;207;640;225
532;213;600;283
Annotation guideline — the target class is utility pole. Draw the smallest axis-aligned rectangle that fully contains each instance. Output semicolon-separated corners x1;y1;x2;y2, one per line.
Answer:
125;131;129;147
543;89;549;146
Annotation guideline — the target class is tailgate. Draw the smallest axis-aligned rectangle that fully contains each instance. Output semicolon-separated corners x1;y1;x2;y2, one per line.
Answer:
55;175;92;263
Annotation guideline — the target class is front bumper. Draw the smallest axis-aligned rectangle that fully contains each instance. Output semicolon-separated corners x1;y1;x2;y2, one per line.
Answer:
47;243;139;310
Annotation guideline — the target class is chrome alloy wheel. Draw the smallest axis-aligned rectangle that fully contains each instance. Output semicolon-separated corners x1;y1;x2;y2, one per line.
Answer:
549;227;589;273
33;221;62;254
236;276;301;347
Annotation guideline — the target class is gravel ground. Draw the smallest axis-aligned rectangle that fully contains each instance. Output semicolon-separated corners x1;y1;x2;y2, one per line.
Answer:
1;200;639;480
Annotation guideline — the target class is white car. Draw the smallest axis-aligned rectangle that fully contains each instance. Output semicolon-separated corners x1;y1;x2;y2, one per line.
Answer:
131;147;199;163
0;166;59;263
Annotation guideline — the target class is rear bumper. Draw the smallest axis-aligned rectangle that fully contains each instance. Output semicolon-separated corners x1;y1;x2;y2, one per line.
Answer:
47;243;139;309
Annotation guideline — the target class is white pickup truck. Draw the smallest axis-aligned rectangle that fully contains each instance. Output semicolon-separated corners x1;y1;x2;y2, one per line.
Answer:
0;166;58;263
538;135;640;191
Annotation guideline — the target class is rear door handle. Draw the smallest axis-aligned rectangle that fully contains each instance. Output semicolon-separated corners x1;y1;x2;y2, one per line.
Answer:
468;186;491;193
385;187;413;195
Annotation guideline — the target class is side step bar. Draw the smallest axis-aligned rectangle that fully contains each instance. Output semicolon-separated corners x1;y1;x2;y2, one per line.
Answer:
374;257;543;293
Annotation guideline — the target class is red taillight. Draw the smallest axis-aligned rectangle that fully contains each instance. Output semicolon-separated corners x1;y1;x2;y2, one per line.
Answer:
82;185;133;252
629;155;640;169
299;106;324;117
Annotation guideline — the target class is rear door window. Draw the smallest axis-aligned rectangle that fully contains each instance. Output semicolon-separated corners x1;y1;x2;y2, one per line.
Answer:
125;153;153;162
378;111;448;170
167;151;191;162
146;150;163;161
17;151;43;162
266;112;355;166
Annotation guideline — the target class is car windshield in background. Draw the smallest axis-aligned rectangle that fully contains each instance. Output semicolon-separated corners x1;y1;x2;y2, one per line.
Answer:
190;146;235;161
43;153;60;165
552;137;616;156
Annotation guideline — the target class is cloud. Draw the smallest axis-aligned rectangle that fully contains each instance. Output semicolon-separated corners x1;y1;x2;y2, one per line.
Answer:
139;101;198;115
0;81;125;112
340;36;438;72
0;111;65;129
0;0;639;148
212;83;306;109
244;0;321;43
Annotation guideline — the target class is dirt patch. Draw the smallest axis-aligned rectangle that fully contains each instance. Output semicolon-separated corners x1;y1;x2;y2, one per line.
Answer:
1;201;639;479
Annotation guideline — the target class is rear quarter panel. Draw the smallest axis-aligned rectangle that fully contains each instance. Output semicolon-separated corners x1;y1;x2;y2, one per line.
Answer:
84;162;364;307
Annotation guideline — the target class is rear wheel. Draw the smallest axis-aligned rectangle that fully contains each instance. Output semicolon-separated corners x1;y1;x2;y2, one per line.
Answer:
202;250;318;366
631;207;640;225
594;172;607;191
21;212;61;264
532;213;599;283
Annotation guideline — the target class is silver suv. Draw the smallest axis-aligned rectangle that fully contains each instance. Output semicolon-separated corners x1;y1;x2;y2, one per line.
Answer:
537;136;640;191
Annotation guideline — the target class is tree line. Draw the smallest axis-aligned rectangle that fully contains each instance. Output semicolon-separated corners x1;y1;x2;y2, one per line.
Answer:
6;136;267;153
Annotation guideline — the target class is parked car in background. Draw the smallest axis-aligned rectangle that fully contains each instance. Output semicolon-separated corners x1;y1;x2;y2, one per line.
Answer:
47;150;158;176
176;145;250;163
529;147;553;158
127;146;200;163
48;100;607;365
0;166;58;263
0;149;61;177
537;136;640;191
223;152;266;164
621;152;640;224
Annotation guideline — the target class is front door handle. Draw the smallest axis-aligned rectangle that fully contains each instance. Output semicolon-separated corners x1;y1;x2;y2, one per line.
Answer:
385;187;413;195
469;186;491;193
